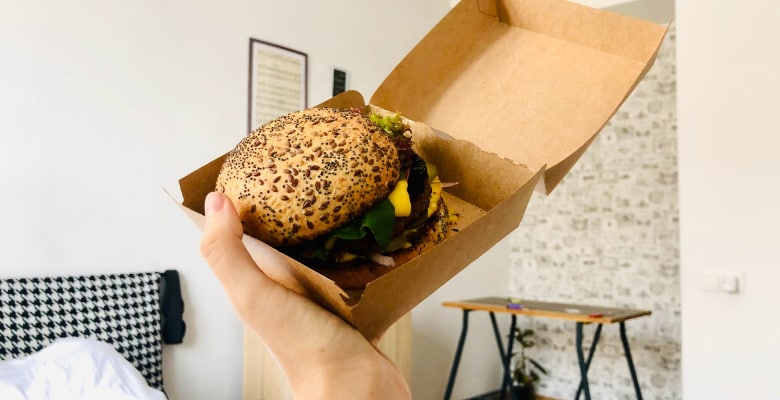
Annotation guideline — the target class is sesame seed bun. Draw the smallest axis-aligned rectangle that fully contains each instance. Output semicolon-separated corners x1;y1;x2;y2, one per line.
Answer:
216;107;400;247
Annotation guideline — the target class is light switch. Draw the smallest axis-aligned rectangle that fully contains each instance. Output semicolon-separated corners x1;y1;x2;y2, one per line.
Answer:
702;271;742;294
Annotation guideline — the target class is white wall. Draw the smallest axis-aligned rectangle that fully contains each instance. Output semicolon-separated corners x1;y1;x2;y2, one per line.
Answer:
676;0;780;398
0;1;450;399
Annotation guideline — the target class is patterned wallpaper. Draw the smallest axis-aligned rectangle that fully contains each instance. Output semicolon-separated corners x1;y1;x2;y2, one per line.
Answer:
508;25;680;400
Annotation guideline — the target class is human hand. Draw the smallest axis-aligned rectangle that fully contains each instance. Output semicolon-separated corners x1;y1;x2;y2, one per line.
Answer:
199;191;411;399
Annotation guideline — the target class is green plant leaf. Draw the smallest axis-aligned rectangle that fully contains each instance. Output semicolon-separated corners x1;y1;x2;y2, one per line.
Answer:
529;358;548;375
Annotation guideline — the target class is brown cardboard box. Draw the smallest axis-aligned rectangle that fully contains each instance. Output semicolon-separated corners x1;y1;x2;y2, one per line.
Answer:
177;0;667;340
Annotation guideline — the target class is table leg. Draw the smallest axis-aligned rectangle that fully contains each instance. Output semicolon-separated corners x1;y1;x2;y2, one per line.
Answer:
490;313;517;400
507;314;518;400
575;323;602;400
619;322;643;400
575;322;591;400
444;309;471;400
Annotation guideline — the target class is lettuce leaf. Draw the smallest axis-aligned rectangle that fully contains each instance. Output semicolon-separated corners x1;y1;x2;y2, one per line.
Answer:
327;199;395;249
369;112;407;138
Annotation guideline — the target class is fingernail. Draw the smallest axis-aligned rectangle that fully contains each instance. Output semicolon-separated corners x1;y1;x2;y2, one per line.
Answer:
205;192;225;216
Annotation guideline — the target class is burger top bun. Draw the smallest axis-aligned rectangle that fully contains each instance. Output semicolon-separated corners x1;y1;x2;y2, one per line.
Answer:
216;107;400;247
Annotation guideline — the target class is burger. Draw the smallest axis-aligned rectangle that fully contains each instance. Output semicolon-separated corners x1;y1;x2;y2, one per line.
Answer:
215;106;451;289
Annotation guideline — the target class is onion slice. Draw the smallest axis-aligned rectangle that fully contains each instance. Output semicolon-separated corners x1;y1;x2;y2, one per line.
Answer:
369;253;395;267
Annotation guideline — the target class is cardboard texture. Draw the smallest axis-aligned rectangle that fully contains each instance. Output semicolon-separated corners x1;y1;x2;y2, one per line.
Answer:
177;0;667;340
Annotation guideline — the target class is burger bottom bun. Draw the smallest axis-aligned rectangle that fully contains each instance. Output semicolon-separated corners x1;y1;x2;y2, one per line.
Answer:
314;198;451;290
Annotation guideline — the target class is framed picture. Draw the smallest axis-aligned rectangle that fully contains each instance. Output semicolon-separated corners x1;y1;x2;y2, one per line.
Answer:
247;38;308;133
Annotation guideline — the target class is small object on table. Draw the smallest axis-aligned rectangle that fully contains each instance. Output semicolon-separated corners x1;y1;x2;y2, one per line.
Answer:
507;296;523;309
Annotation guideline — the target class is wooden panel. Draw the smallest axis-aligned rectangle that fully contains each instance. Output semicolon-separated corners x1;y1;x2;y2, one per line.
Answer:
376;311;413;384
242;330;292;400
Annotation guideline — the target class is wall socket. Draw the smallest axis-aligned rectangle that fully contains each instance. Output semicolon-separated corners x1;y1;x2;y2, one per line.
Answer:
701;271;743;294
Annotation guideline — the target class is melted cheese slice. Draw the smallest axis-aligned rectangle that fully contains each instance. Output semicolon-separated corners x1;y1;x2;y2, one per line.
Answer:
388;179;412;217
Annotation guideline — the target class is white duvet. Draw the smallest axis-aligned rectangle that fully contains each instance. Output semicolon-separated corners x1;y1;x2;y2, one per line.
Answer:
0;338;166;400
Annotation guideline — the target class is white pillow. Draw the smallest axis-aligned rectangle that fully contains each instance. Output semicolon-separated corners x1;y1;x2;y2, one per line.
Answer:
0;338;166;400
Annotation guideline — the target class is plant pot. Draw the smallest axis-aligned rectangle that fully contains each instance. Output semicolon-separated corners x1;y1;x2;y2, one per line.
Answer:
511;385;535;400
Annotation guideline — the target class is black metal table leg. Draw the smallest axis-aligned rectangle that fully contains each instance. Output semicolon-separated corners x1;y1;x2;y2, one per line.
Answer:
575;323;602;400
620;322;643;400
575;322;591;400
444;310;471;400
506;314;518;400
490;313;517;400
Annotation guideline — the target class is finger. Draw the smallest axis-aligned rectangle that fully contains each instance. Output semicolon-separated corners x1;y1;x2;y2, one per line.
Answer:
199;191;359;327
199;192;294;328
200;191;259;290
199;193;351;354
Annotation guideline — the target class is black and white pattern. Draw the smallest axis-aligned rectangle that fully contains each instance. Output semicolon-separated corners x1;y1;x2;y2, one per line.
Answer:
0;272;165;390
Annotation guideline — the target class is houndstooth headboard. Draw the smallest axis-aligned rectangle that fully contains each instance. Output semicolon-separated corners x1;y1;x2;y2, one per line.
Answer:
0;270;186;391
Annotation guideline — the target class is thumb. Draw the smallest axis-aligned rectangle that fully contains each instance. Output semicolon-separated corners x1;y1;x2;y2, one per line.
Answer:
200;191;253;283
198;192;346;355
199;192;287;319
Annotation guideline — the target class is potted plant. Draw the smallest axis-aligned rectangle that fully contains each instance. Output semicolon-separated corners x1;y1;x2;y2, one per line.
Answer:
510;326;548;400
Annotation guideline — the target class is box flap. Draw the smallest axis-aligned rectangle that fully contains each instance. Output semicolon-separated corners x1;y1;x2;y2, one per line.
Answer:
370;0;668;193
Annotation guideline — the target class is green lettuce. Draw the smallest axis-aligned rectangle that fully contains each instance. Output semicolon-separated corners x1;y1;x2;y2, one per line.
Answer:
327;199;395;250
369;112;407;138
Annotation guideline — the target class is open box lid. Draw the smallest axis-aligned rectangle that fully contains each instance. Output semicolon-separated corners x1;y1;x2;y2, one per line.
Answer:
370;0;668;193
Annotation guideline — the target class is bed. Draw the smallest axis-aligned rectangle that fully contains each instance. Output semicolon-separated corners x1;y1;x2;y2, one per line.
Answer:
0;270;185;399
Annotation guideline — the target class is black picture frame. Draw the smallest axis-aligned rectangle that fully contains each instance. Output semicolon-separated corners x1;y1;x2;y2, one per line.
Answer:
247;38;308;134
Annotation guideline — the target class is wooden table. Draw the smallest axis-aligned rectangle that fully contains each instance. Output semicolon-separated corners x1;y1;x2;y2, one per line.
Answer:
442;297;651;400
